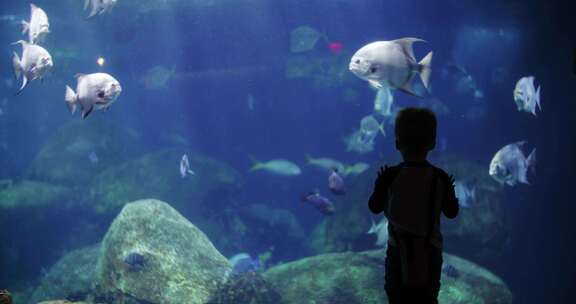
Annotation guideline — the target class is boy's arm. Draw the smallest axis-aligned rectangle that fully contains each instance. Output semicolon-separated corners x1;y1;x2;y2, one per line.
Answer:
441;173;459;219
368;166;398;215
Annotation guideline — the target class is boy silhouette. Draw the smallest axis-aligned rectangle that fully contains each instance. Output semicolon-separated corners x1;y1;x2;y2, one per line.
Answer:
369;107;459;304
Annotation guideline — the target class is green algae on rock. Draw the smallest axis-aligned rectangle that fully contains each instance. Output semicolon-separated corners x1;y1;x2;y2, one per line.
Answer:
26;117;142;186
0;180;70;210
263;250;513;304
97;199;231;304
30;244;101;304
88;148;242;214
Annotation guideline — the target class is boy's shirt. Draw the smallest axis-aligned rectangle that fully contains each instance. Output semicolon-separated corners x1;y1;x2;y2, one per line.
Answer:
368;161;458;249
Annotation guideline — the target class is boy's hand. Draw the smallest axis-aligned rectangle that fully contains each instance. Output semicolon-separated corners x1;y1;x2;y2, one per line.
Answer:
376;166;397;188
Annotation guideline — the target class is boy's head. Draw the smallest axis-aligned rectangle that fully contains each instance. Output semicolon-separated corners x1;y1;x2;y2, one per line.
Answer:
394;107;437;159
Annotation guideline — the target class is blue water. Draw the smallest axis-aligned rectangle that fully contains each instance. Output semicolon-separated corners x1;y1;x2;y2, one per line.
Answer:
1;0;575;303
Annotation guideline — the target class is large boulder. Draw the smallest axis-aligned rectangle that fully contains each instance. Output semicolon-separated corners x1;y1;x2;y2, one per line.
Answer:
87;148;242;215
97;199;231;304
263;250;513;304
30;244;101;303
26;117;142;186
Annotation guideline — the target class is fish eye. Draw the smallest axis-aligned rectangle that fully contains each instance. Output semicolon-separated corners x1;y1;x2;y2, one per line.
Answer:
370;67;378;73
354;59;360;64
97;91;105;98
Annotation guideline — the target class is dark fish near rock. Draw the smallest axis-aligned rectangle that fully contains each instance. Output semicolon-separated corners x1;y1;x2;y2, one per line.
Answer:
328;169;345;195
442;264;460;278
301;192;335;215
124;252;146;271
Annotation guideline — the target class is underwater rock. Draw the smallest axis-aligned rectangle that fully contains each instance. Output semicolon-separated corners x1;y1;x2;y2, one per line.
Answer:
206;272;282;304
0;180;70;210
238;204;307;261
88;148;242;214
30;244;101;304
26;117;142;186
263;250;513;304
97;199;231;304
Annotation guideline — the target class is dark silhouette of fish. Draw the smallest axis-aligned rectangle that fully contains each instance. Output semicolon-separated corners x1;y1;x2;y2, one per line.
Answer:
124;252;146;271
301;192;335;215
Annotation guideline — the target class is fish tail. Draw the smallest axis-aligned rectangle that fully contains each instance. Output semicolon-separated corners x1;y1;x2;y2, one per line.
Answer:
16;76;28;95
248;155;262;172
84;0;91;10
65;85;78;114
21;20;29;34
418;51;433;90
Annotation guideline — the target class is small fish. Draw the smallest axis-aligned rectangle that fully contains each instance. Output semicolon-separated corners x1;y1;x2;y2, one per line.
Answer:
21;4;50;44
88;151;99;164
301;192;335;215
489;141;536;186
454;181;476;208
65;73;122;119
250;158;301;176
179;154;195;178
85;0;118;18
349;38;433;97
368;217;388;246
513;76;541;116
290;26;323;53
140;65;175;89
373;87;394;117
124;252;146;271
344;129;374;153
305;155;345;173
342;162;370;176
442;264;460;278
360;114;386;141
247;94;255;111
442;63;483;100
12;40;53;94
328;169;345;195
229;253;260;275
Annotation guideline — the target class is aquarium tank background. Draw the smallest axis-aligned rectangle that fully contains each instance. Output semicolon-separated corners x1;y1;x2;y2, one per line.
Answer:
0;0;574;303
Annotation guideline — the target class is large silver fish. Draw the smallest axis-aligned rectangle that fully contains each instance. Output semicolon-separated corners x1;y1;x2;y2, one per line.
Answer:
349;38;433;97
85;0;118;18
65;73;122;119
21;4;49;44
489;141;536;186
12;40;53;94
513;76;541;116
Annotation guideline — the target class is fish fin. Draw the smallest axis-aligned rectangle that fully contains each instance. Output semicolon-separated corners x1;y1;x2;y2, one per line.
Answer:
21;21;29;34
84;0;91;10
418;51;433;90
81;105;94;120
12;52;22;80
398;79;423;97
514;141;527;148
392;37;426;61
248;156;261;172
378;122;386;137
16;76;28;95
65;86;78;114
74;73;87;80
30;3;38;11
87;5;100;19
368;80;383;90
535;86;542;112
527;148;536;174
